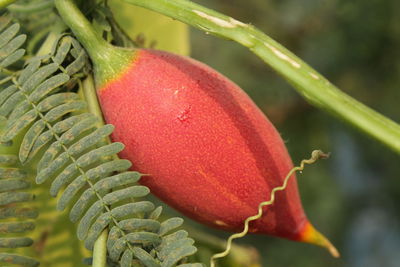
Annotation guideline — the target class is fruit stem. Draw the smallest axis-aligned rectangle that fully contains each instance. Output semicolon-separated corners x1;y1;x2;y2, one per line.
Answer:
123;0;400;155
54;0;133;87
54;0;107;61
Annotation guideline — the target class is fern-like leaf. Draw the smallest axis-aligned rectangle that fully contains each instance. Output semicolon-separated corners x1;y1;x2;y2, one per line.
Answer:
0;19;40;267
0;21;26;69
0;21;201;266
0;154;40;267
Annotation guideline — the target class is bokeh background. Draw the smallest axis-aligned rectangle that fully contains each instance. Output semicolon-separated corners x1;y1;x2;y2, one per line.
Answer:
187;0;400;266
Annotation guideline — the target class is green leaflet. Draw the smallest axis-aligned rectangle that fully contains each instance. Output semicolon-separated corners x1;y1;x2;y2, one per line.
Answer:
0;23;20;48
0;18;201;266
0;154;39;267
0;18;40;267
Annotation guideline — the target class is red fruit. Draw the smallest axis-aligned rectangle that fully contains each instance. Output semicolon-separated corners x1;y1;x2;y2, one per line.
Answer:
97;49;338;257
54;0;338;256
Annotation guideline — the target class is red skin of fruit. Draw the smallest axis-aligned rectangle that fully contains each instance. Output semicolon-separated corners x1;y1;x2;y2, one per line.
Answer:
97;49;308;241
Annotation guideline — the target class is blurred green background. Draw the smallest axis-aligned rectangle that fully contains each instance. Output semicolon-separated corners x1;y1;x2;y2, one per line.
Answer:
187;0;400;266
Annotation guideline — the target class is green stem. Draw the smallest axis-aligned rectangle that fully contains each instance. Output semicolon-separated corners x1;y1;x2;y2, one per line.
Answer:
54;0;133;87
92;229;108;267
82;74;106;126
54;0;109;61
124;0;400;154
81;75;108;267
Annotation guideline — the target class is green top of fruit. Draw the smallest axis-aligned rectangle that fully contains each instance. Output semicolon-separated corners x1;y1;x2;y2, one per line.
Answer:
55;0;135;87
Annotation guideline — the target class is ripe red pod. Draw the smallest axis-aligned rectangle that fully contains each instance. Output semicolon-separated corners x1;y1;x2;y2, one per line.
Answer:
54;0;338;257
96;49;338;257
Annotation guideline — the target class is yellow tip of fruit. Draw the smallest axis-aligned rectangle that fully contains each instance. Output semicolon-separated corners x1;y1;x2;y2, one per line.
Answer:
299;222;340;258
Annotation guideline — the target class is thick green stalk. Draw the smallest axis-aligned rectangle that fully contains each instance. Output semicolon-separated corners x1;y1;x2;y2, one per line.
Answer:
54;0;109;61
81;75;108;267
82;74;106;125
54;0;133;87
124;0;400;154
92;230;107;267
